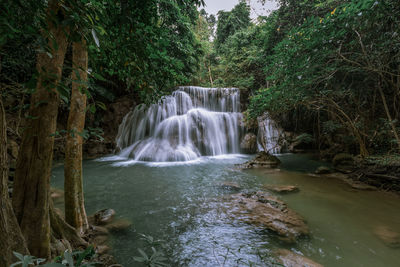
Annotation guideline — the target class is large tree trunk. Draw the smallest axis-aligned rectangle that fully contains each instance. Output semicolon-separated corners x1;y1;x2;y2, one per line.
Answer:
0;98;29;267
12;0;69;259
64;39;89;234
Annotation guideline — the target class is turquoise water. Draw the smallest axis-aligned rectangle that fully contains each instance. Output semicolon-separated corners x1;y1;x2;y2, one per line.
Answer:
51;154;400;266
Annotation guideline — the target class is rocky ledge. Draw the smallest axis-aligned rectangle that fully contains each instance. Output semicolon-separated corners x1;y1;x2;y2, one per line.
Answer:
224;191;309;243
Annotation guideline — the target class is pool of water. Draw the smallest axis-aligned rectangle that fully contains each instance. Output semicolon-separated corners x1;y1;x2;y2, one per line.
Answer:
51;154;400;266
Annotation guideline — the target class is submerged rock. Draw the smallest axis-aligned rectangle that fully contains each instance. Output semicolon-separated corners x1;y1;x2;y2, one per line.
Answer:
237;151;281;169
105;219;132;232
91;209;116;225
218;181;241;191
263;185;299;194
274;249;323;267
226;192;309;243
240;133;258;154
373;225;400;248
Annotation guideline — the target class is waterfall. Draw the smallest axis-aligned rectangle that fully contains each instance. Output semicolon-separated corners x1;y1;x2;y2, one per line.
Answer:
257;113;283;154
115;86;244;162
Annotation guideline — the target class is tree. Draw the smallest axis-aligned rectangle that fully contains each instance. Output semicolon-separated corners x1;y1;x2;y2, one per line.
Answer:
12;0;69;258
64;39;89;234
0;96;29;267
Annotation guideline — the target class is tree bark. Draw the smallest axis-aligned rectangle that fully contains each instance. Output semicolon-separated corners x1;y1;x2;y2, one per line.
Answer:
0;98;29;267
12;0;69;259
64;39;89;234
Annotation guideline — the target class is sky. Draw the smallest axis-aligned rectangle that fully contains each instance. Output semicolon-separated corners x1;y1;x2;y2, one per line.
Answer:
202;0;279;19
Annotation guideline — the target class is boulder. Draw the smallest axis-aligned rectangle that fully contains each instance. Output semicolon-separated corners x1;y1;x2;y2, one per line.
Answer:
263;185;299;194
225;192;309;243
274;249;323;267
315;166;332;174
237;151;281;169
240;133;258;154
373;225;400;248
91;209;116;225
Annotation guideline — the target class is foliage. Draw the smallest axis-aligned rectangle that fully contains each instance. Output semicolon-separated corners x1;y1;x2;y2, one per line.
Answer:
10;247;96;267
132;234;169;267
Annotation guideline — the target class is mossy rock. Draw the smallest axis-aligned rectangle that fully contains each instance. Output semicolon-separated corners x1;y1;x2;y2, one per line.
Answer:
333;153;354;167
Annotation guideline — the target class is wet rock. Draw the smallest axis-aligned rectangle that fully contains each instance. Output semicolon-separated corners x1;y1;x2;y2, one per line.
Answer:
373;225;400;248
240;133;257;154
105;219;132;232
274;249;323;267
226;192;309;243
91;225;109;236
315;166;332;174
218;182;241;191
237;151;281;169
96;245;111;255
263;185;299;194
91;209;116;225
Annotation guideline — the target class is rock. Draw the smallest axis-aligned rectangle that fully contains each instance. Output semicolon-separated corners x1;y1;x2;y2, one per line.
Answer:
218;182;241;191
91;226;109;236
274;249;323;267
373;225;400;248
105;219;132;232
263;185;299;194
240;133;258;154
237;151;281;169
96;245;111;255
91;209;116;225
225;192;309;243
97;254;118;266
315;166;332;174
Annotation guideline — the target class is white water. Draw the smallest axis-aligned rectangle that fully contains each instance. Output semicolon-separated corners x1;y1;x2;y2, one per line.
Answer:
116;86;245;162
257;113;283;154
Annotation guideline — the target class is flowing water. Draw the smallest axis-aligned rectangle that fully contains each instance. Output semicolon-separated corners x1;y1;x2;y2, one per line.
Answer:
115;86;245;162
51;154;400;267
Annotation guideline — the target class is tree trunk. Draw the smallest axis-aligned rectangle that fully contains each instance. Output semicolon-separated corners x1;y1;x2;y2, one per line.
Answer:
0;98;29;267
12;0;69;259
64;39;89;234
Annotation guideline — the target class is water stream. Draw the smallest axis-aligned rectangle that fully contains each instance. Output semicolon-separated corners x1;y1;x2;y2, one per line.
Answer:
51;154;400;266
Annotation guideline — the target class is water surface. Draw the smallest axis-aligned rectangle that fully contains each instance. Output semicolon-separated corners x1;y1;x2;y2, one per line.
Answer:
52;154;400;266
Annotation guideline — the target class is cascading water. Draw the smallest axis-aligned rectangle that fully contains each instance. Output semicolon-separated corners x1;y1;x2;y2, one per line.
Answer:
257;113;283;154
115;86;245;162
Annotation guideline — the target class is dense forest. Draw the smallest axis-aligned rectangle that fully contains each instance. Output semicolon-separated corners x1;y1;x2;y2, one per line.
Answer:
0;0;399;266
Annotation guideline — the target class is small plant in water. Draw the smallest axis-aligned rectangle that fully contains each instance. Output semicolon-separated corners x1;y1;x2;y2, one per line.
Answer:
132;234;169;267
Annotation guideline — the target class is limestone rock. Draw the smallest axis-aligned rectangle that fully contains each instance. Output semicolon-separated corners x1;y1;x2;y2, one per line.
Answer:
226;192;309;243
240;133;257;154
263;185;299;194
91;209;116;225
237;151;281;169
274;249;323;267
